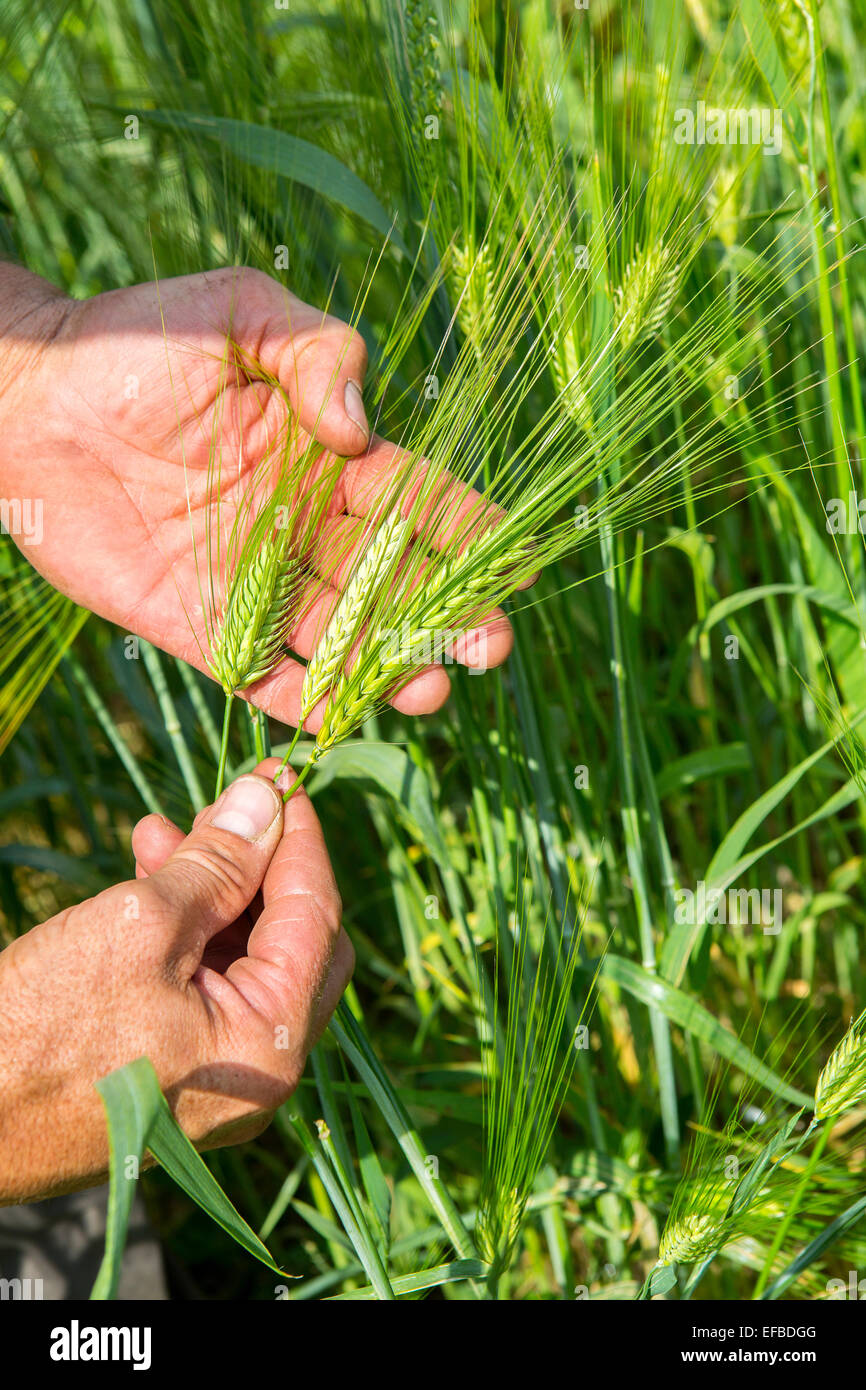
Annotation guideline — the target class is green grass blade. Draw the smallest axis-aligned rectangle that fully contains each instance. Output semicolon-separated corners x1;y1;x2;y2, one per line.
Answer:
761;1193;866;1300
92;1056;283;1301
143;110;404;250
598;956;811;1106
325;1258;487;1300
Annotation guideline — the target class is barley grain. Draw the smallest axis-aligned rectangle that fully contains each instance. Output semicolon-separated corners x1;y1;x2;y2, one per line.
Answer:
209;536;300;694
300;508;412;720
614;242;679;349
814;1010;866;1121
659;1210;725;1266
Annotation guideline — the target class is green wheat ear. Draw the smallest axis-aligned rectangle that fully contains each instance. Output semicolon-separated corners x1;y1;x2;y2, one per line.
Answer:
814;1010;866;1122
209;533;301;695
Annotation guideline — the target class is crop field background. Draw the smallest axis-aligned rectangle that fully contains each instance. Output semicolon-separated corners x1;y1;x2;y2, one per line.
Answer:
2;0;866;1305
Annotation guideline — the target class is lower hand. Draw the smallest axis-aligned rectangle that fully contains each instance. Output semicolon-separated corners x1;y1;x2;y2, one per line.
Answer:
0;761;352;1204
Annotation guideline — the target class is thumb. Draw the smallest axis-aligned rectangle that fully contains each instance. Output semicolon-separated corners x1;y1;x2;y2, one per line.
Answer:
146;774;284;950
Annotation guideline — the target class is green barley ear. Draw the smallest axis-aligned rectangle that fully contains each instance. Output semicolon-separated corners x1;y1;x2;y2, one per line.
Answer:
613;242;679;351
549;331;594;432
309;529;536;760
814;1011;866;1123
476;885;591;1292
405;0;442;128
299;508;413;722
209;530;302;695
658;1203;729;1268
451;240;495;346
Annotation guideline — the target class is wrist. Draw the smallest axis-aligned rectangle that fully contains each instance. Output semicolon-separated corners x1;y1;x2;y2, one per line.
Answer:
0;938;107;1204
0;264;74;423
0;267;78;497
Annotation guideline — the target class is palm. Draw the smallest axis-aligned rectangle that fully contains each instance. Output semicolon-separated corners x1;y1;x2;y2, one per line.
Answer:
24;269;364;721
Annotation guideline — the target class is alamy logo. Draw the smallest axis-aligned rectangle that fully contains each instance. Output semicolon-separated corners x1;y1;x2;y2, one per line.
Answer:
0;1277;43;1299
49;1320;152;1371
826;1271;866;1299
673;101;782;155
673;881;782;935
825;492;866;534
379;622;488;674
0;497;43;545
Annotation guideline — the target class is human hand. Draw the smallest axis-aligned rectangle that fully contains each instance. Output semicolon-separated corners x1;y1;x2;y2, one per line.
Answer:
0;762;352;1204
0;265;515;729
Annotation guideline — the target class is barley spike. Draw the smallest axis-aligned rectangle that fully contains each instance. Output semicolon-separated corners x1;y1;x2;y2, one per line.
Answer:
300;509;412;720
210;537;300;694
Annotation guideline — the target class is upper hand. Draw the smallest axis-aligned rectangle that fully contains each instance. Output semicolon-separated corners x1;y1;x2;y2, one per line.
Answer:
0;267;514;729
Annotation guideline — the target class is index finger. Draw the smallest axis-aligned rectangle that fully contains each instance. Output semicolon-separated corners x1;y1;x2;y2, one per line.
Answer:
335;432;504;555
223;783;342;1026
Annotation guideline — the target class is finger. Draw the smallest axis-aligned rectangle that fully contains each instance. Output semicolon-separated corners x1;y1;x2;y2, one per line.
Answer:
238;278;370;457
331;434;518;568
132;814;185;878
308;928;355;1046
144;773;284;960
222;788;343;1028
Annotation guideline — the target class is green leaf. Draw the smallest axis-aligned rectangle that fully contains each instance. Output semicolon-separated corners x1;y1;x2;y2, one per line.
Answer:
648;1265;678;1297
739;0;808;152
288;1110;395;1299
91;1059;161;1300
762;1194;866;1300
0;843;106;891
270;739;451;871
145;111;404;251
330;1003;478;1262
343;1058;392;1251
660;713;866;986
655;744;750;798
727;1110;805;1220
92;1057;283;1300
597;956;811;1106
325;1259;487;1299
704;732;853;885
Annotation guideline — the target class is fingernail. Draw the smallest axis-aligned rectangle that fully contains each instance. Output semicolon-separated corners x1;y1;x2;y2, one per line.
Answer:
211;776;281;840
344;379;369;441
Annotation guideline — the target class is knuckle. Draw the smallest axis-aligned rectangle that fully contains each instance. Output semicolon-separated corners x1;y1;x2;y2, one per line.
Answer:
164;841;253;916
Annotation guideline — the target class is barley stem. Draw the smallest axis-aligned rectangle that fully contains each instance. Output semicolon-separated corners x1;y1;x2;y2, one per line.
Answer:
215;693;234;799
141;641;206;812
753;1116;832;1300
276;722;304;781
281;758;315;802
